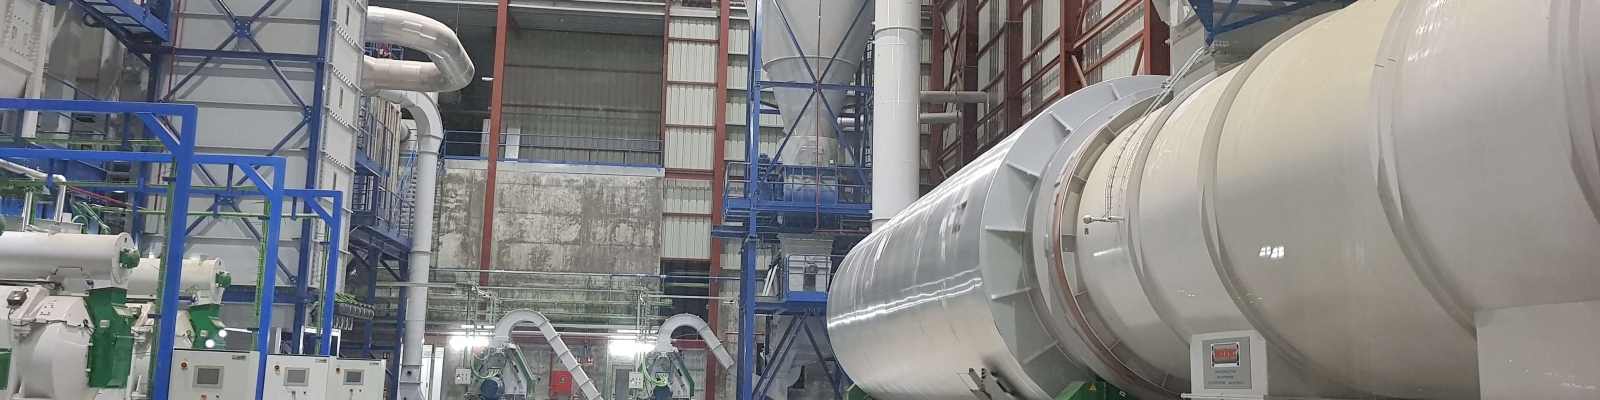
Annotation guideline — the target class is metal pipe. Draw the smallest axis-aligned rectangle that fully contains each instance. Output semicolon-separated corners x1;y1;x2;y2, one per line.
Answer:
870;0;923;227
920;90;991;104
653;313;735;369
489;309;604;400
377;90;444;400
360;7;476;93
837;112;960;129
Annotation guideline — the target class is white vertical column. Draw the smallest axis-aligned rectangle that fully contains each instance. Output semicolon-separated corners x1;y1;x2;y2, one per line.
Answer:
870;0;922;227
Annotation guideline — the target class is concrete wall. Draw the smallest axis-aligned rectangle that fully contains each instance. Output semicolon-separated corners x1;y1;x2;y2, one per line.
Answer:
435;160;663;274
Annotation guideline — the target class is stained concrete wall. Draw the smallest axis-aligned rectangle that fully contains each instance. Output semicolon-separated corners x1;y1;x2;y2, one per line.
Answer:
435;160;663;274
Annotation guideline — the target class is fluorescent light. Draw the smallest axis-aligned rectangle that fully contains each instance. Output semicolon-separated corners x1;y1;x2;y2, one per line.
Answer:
615;329;641;334
111;190;126;194
607;339;653;356
449;335;488;349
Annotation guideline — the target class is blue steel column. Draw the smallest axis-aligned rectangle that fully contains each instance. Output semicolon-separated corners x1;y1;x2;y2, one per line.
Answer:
306;190;344;354
253;161;288;400
150;107;199;400
738;1;764;399
292;0;335;354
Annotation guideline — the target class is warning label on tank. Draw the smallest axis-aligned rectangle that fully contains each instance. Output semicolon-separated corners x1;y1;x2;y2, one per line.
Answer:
1202;337;1251;389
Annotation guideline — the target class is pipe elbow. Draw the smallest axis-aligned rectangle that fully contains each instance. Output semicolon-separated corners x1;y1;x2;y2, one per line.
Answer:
363;6;475;93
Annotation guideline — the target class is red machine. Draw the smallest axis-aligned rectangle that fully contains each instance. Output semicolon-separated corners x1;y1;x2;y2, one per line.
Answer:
549;370;574;397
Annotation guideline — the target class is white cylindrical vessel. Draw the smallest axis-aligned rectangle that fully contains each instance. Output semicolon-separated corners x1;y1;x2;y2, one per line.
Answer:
129;258;226;300
829;0;1600;398
0;232;135;288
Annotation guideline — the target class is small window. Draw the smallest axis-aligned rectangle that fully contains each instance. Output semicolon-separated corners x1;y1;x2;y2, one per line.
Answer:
285;368;310;386
344;370;364;385
195;366;224;388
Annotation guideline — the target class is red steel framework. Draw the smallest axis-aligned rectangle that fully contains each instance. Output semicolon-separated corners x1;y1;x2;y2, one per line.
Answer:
928;0;1168;183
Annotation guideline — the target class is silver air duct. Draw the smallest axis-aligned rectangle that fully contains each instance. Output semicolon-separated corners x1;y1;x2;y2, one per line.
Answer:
361;7;475;93
377;90;444;400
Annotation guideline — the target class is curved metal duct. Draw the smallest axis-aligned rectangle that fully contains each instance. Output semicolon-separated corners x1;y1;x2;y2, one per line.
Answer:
653;313;734;369
361;7;475;93
828;0;1600;398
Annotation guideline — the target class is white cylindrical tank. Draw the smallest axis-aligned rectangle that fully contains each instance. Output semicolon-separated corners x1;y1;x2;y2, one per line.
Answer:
829;0;1600;398
129;258;227;302
0;232;135;289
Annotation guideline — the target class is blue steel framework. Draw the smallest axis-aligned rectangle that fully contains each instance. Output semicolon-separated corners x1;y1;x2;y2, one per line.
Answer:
146;0;337;354
726;1;872;399
0;98;343;400
1187;0;1352;44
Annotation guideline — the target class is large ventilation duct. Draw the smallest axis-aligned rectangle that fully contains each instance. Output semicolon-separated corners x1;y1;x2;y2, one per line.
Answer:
378;90;445;400
361;7;475;93
869;0;920;225
828;0;1600;399
759;0;871;198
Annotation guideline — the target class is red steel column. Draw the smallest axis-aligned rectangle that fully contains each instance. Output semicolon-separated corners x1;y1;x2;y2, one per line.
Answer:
481;0;511;289
1141;0;1170;75
706;0;732;397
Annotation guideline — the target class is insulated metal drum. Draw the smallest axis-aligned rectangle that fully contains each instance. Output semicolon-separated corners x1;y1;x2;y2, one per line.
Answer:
827;76;1167;399
0;231;135;288
830;0;1600;398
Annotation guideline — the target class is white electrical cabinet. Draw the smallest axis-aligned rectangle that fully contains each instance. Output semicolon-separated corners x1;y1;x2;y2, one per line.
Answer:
329;358;385;400
168;349;260;400
265;354;333;400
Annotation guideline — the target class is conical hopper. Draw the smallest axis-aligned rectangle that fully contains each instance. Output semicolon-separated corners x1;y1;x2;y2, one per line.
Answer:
760;0;871;169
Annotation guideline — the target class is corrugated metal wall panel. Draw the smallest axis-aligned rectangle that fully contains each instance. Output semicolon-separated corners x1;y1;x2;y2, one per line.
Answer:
668;41;719;83
723;126;784;162
663;178;713;214
506;30;663;69
725;96;784;127
662;216;712;259
1087;42;1140;84
670;17;719;40
665;85;717;126
665;126;716;170
502;31;664;143
505;67;661;113
730;25;750;54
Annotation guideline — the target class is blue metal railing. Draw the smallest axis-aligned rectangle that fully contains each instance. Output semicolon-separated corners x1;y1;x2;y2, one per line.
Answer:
442;131;663;167
350;96;414;241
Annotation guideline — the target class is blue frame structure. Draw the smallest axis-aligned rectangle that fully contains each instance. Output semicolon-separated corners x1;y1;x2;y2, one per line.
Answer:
1187;0;1352;44
726;1;872;399
0;98;351;400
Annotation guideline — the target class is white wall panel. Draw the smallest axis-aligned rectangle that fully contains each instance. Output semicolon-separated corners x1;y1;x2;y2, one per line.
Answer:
663;178;713;214
668;42;719;83
665;126;716;170
723;126;783;162
665;85;717;126
662;216;712;259
669;17;719;40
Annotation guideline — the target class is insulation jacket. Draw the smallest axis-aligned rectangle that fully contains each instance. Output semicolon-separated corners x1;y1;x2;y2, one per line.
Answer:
827;0;1600;398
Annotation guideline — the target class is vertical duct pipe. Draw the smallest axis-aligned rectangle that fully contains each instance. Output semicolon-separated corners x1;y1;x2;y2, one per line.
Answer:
871;0;923;227
377;90;443;400
361;8;472;400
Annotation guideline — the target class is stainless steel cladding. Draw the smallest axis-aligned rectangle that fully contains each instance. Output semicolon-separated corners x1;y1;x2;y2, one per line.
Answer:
828;0;1600;398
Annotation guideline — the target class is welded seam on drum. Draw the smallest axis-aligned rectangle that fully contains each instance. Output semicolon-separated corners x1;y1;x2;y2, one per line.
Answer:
1368;0;1477;336
1193;12;1368;395
1048;95;1179;397
1120;69;1228;347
